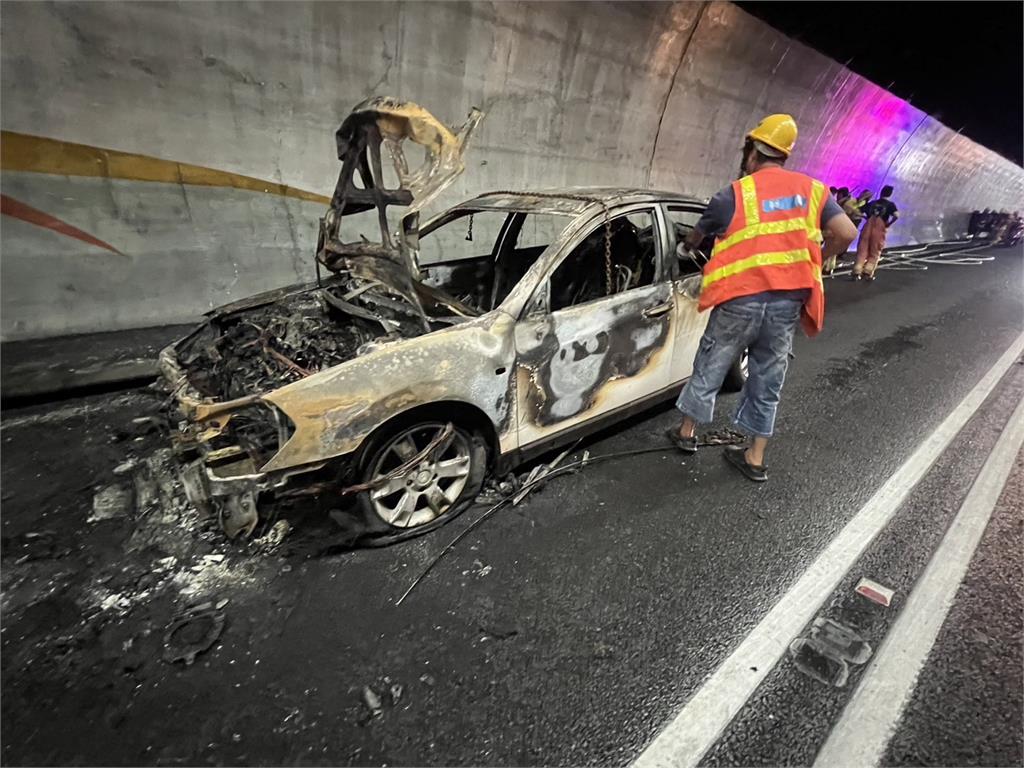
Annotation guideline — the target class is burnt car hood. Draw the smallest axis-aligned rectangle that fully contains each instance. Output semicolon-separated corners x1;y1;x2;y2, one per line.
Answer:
162;272;481;408
162;96;487;425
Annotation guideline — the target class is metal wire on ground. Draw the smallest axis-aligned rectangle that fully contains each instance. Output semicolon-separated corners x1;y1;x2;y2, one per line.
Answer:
394;444;676;605
394;431;744;606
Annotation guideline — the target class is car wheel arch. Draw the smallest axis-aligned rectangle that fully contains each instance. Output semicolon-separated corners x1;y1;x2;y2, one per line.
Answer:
354;399;500;471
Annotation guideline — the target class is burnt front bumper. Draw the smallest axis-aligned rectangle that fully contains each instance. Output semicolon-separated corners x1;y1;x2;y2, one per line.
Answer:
160;343;336;537
178;453;265;539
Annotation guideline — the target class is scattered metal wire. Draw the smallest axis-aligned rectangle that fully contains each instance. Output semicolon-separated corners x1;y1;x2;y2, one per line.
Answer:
394;431;746;606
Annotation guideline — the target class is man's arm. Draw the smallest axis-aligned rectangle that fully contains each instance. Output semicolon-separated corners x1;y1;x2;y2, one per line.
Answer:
821;211;858;263
886;203;899;227
682;186;734;253
684;226;706;250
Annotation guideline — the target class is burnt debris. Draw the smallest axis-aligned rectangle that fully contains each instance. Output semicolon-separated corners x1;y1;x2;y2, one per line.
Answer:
176;281;420;401
173;275;483;402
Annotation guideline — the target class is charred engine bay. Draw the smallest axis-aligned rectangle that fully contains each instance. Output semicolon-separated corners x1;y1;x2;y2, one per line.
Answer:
176;277;466;401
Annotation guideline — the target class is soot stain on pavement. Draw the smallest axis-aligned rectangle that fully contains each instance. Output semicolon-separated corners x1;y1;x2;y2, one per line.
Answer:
818;322;936;389
1;390;302;765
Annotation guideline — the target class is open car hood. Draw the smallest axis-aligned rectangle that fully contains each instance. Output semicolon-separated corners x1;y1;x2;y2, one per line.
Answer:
164;97;486;405
315;96;484;327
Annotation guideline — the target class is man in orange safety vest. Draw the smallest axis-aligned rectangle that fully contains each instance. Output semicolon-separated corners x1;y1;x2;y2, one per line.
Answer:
667;114;857;482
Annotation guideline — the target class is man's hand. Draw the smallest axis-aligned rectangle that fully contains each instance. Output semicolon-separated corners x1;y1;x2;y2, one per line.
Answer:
675;241;695;260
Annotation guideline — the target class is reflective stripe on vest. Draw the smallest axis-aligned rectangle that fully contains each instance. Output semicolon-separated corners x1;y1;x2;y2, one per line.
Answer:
703;248;813;287
740;174;760;227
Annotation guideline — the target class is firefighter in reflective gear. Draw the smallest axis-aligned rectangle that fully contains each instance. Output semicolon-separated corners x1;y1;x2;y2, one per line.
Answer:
668;114;857;482
852;186;899;281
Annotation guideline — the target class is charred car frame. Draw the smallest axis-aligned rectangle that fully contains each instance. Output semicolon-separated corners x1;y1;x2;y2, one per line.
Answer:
160;98;741;543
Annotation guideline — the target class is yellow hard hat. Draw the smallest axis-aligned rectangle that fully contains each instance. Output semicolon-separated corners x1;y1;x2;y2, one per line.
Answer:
746;114;798;157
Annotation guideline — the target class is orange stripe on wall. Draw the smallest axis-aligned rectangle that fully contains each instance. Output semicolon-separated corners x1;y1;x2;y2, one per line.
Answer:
0;194;125;255
0;131;332;205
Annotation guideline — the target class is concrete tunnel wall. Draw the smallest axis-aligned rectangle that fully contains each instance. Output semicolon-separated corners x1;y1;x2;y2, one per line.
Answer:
2;1;1022;340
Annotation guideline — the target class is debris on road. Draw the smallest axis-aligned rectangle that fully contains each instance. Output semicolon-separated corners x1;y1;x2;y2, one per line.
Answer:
461;559;492;578
89;484;133;522
252;520;290;553
476;474;519;504
512;445;575;506
361;686;383;717
113;458;139;476
163;607;226;665
696;428;747;447
388;682;404;704
9;529;68;564
855;577;896;607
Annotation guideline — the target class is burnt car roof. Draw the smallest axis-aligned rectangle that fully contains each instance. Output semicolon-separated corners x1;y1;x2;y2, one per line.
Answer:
461;188;708;215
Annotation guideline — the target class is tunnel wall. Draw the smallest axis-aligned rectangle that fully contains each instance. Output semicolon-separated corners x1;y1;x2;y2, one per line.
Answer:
2;1;1021;340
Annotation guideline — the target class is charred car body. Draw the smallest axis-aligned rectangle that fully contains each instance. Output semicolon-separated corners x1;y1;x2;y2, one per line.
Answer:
161;98;741;543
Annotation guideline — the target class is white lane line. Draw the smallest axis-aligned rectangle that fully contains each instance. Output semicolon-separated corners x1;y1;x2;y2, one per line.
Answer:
814;393;1024;768
633;331;1024;768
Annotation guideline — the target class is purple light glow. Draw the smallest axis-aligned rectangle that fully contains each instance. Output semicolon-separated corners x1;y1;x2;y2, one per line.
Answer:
796;80;925;201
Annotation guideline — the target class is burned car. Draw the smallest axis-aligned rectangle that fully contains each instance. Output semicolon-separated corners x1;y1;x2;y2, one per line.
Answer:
160;98;744;543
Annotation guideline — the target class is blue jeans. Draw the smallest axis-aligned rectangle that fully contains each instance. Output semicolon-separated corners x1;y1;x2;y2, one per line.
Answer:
675;293;803;437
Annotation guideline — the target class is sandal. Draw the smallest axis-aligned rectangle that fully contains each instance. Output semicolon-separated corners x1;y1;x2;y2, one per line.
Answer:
723;445;768;482
665;427;697;455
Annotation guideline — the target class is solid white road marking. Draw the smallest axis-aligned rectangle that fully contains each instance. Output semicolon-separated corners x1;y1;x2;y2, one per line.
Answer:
633;331;1024;768
814;393;1024;768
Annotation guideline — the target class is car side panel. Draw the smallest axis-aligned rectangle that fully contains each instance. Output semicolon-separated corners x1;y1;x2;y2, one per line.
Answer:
513;279;674;449
260;312;518;471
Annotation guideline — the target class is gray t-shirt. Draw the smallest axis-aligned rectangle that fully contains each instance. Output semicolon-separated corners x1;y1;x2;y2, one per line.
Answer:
697;184;845;238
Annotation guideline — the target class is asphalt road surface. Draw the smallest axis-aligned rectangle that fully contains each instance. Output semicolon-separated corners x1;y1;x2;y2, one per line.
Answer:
2;243;1022;767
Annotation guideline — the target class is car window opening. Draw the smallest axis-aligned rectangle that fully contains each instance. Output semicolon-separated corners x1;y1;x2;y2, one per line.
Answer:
666;206;714;278
419;210;571;313
550;210;658;311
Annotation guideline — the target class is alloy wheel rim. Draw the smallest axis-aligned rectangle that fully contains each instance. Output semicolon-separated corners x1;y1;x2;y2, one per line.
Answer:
368;424;472;528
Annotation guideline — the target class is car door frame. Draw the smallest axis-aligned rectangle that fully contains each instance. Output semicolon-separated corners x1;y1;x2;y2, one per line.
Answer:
509;201;682;456
661;201;714;386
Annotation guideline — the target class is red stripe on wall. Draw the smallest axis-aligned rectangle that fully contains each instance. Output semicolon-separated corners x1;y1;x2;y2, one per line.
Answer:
0;194;125;256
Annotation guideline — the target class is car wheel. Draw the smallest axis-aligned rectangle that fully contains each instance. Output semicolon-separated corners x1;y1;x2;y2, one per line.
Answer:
723;349;749;392
354;420;487;543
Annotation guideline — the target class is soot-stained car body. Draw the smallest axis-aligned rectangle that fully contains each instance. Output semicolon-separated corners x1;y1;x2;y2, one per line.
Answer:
160;98;731;543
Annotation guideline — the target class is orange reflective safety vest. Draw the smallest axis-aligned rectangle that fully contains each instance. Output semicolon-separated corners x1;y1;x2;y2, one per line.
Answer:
699;167;827;337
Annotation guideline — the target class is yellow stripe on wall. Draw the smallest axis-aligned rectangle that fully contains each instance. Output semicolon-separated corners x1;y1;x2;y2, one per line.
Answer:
0;131;332;205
